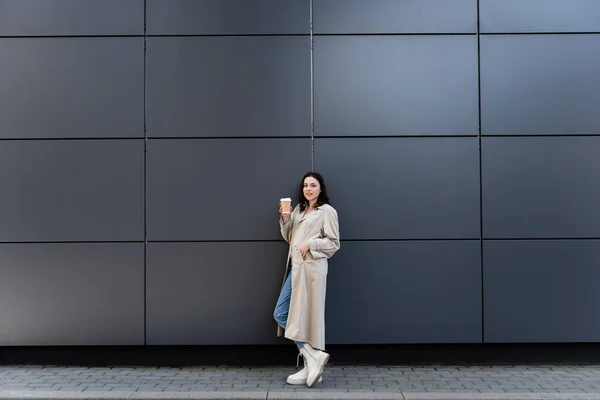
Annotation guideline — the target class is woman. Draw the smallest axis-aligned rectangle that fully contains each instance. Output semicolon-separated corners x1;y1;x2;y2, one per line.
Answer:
273;172;341;387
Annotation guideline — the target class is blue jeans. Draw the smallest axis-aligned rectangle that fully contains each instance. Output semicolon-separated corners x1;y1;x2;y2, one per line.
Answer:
273;271;305;350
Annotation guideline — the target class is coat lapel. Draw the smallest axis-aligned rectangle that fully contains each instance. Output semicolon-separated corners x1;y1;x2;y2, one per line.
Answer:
300;208;321;231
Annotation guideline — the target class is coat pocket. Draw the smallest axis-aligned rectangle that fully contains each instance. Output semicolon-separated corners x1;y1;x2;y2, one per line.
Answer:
291;246;305;264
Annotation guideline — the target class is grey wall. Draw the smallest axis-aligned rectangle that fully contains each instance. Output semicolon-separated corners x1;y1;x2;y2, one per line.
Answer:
1;0;599;346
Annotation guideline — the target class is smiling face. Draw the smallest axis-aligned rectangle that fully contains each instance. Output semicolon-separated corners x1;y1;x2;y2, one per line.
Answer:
303;176;321;205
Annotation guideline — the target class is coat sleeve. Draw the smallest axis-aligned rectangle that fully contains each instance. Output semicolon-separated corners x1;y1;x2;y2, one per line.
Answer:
308;206;340;259
280;210;294;244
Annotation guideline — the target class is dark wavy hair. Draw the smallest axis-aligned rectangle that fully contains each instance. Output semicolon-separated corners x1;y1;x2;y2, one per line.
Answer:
297;172;330;212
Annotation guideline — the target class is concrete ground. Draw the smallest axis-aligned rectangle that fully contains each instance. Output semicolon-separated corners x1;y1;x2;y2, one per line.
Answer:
2;364;600;399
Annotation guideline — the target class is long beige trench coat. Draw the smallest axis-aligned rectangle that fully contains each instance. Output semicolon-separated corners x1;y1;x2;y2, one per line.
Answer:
277;203;340;351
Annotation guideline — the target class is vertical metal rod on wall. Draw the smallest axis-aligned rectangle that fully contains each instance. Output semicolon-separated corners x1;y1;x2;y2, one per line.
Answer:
310;0;315;171
476;0;485;343
143;0;148;345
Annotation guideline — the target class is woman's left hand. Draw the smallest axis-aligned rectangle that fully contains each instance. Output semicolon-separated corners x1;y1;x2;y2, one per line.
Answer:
299;242;310;257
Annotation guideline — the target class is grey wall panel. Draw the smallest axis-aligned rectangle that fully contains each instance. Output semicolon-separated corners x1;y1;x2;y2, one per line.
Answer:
313;0;477;34
0;0;144;36
0;38;144;139
147;139;311;241
315;138;480;240
314;36;478;136
146;0;309;35
327;241;481;344
0;140;144;242
147;37;311;138
480;0;600;33
484;240;600;342
0;243;144;345
481;35;600;135
482;137;600;239
147;242;288;345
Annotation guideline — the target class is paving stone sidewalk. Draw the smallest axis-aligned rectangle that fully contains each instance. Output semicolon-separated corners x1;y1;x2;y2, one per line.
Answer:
1;364;600;399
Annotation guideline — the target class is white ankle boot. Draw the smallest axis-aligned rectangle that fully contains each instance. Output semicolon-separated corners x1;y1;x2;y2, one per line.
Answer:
286;354;323;385
299;343;330;387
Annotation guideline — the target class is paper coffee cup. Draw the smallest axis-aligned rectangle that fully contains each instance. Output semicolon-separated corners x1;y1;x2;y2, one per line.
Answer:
280;198;292;214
